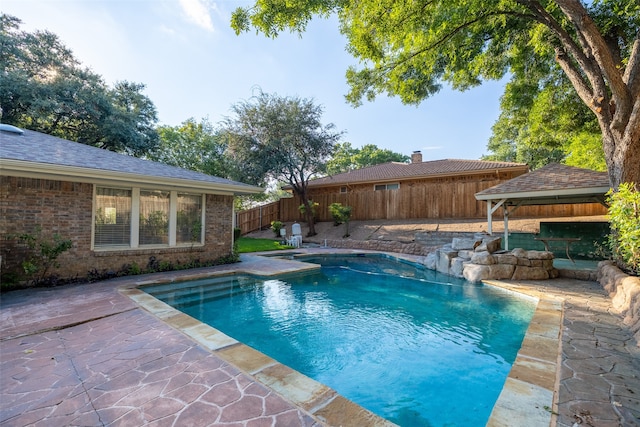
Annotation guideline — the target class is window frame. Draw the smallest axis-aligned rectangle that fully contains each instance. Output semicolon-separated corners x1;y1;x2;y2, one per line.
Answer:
373;183;400;191
92;185;206;251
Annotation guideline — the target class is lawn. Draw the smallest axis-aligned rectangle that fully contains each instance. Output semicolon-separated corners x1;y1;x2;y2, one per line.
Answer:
236;237;292;253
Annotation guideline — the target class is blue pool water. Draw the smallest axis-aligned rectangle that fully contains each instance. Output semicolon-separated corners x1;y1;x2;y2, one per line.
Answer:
145;254;536;426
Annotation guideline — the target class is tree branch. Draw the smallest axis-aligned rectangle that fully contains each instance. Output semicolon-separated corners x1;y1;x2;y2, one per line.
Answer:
378;9;538;75
624;35;640;98
554;0;629;99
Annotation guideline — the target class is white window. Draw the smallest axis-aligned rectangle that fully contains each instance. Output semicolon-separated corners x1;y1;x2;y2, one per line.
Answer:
95;188;132;247
139;190;170;245
176;193;203;244
340;186;348;193
374;183;400;191
94;186;204;249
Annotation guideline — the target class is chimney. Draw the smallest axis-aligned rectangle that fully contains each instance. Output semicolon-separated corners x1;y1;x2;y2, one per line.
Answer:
411;151;423;163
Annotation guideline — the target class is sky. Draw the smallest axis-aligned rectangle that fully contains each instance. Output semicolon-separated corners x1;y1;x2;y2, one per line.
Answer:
2;0;508;161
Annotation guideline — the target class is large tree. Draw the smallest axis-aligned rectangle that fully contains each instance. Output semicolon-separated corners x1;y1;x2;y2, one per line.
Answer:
231;0;639;188
221;92;343;236
484;64;605;170
327;142;410;175
148;117;233;177
0;14;158;156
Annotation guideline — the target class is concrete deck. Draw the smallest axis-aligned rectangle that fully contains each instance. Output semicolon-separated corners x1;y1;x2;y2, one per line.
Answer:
1;250;638;426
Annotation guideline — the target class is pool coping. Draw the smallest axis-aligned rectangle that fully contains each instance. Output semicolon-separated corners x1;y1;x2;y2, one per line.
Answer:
119;250;561;427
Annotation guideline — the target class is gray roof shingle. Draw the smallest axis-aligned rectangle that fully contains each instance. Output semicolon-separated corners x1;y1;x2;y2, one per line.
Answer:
475;163;610;197
307;159;528;187
0;128;258;192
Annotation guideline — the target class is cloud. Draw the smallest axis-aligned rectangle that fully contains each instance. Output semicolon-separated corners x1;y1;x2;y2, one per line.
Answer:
179;0;214;32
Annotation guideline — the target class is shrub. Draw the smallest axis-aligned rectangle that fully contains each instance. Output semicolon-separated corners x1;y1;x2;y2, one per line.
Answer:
607;183;640;275
328;203;353;237
270;220;284;237
9;227;73;286
298;201;319;221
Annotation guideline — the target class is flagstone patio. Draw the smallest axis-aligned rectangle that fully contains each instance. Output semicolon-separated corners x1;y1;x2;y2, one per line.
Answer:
1;251;638;426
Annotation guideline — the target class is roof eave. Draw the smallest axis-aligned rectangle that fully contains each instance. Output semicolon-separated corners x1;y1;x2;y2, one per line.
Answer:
1;159;262;195
308;165;530;188
475;186;611;201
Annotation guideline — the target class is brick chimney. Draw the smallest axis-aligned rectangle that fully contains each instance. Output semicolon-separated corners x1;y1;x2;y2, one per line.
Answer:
411;151;423;163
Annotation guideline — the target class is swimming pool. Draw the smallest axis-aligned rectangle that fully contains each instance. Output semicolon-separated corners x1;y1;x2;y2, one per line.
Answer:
144;254;536;426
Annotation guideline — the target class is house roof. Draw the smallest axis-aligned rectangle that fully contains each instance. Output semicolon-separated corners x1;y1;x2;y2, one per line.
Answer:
0;128;261;195
305;159;529;188
475;163;611;205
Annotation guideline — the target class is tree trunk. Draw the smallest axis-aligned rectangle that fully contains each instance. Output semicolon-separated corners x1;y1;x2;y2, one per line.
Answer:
599;101;640;189
298;193;317;236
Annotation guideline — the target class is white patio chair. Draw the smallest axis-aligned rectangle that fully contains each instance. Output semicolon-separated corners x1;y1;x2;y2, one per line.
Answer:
288;222;303;248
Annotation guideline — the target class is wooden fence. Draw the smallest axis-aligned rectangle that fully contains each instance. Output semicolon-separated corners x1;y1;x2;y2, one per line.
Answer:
236;181;607;235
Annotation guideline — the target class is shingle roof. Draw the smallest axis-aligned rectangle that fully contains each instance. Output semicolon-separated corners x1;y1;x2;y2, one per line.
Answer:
307;159;528;187
475;163;610;198
0;128;259;194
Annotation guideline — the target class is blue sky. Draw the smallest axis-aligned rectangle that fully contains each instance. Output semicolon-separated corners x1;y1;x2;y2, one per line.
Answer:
3;0;507;160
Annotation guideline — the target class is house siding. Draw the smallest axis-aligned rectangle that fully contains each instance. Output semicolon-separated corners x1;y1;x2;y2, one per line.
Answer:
0;176;234;283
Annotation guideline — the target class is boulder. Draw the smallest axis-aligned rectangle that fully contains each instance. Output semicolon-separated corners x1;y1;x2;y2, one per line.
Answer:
471;251;496;265
527;250;554;260
452;237;481;251
475;236;502;253
437;249;458;275
512;266;550;280
457;249;474;260
424;252;437;270
463;264;491;282
494;254;518;265
450;257;466;277
489;264;516;279
511;248;528;258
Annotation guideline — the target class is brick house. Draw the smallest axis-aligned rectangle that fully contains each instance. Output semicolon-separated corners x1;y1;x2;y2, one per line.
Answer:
0;125;260;283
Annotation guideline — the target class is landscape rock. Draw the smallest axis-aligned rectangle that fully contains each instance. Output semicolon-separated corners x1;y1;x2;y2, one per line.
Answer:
457;250;474;260
470;251;496;265
451;237;481;251
512;248;528;258
424;252;437;270
512;266;550;280
598;261;640;345
474;236;502;253
494;254;518;265
463;264;491;282
489;264;516;279
450;257;466;277
527;250;554;260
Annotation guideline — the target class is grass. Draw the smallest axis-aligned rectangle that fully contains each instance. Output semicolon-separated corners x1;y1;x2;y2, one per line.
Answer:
236;237;293;253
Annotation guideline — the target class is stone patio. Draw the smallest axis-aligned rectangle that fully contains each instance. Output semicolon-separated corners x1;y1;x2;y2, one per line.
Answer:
1;251;638;426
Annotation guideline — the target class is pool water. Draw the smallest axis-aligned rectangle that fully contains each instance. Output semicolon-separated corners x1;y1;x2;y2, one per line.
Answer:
145;255;536;426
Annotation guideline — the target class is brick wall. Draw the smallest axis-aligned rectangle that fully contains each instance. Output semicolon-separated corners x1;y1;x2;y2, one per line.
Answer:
0;176;235;283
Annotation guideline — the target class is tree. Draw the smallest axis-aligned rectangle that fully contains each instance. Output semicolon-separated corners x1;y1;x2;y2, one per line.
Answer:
326;142;409;174
483;39;605;170
231;1;640;188
148;117;233;177
221;92;343;236
484;68;605;170
0;14;159;156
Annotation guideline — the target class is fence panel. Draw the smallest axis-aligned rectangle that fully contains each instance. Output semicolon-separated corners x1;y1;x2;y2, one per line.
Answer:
236;182;608;235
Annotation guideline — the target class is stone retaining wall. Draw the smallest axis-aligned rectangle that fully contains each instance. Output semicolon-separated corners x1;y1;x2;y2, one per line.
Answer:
598;261;640;345
323;239;437;256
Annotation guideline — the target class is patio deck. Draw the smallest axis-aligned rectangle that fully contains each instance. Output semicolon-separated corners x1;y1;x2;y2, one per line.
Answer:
1;251;638;426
